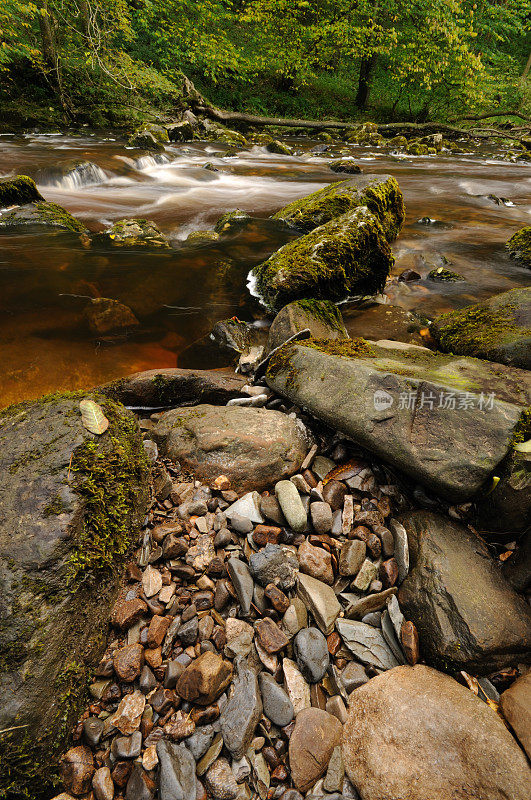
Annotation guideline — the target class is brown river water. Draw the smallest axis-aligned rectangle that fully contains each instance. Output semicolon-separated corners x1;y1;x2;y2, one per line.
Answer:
0;132;530;406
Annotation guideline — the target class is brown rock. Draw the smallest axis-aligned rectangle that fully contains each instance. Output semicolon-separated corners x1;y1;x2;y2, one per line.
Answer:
113;644;144;683
162;534;188;558
379;557;399;588
400;620;420;665
253;525;282;546
111;596;148;630
147;615;171;648
339;540;366;577
92;766;114;800
327;632;342;655
109;690;145;735
144;647;163;669
60;746;95;796
289;708;343;792
298;540;334;585
500;671;531;759
342;665;531;800
111;761;132;789
322;480;347;511
265;584;290;613
175;651;233;705
351;525;381;558
164;709;196;740
255;617;290;653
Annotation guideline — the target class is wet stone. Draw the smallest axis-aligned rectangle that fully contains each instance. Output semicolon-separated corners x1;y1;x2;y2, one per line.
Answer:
206;758;240;800
298;540;334;585
339;540;366;577
176;651;233;705
227;557;254;616
310;501;333;534
59;746;94;796
220;658;262;759
114;644;144;683
293;627;330;683
178;616;199;646
82;717;103;747
255;617;290;653
157;739;197;800
283;657;311;714
111;731;142;760
341;661;369;693
265;582;290;613
92;767;114;800
400;620;420;665
259;672;295;727
297;572;341;635
261;495;287;526
125;764;155;800
185;725;215;761
380;557;399;588
352;559;378;591
322;481;347;511
275;480;307;533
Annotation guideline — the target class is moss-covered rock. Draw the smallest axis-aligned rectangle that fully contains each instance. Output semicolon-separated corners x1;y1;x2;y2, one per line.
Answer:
266;338;531;500
253;206;394;311
0;394;150;798
407;142;430;156
91;218;170;249
431;288;531;369
266;298;349;353
266;139;293;155
167;120;194;142
272;174;405;241
0;201;86;233
329;159;362;174
214;209;251;235
387;135;408;149
129;124;169;150
507;226;531;266
0;175;44;207
185;229;220;245
427;267;465;282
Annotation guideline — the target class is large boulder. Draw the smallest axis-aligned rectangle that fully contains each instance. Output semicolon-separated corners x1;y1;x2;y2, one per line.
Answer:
152;404;312;492
272;174;405;240
342;665;531;800
0;175;44;206
431;288;531;369
0;201;86;232
500;671;531;759
91;218;170;249
342;302;425;345
0;394;150;797
475;442;531;534
252;207;394;311
507;225;531;266
265;338;530;499
101;367;246;407
398;511;531;674
266;299;348;353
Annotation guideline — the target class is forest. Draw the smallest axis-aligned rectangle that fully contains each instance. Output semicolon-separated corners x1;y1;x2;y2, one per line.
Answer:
1;0;530;129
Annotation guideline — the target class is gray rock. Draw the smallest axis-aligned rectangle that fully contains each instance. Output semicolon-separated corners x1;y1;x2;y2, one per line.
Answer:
185;725;215;761
112;731;142;759
125;763;155;800
225;491;264;524
297;573;341;635
157;739;197;800
323;746;345;793
310;501;333;534
229;513;253;534
386;594;405;640
339;540;366;577
205;758;240;800
399;511;531;674
0;395;149;798
293;627;330;682
249;543;298;591
381;610;406;663
275;480;307;532
266;299;348;354
336;619;400;670
266;340;530;500
341;661;369;693
344;587;397;620
219;658;262;759
153;404;311;493
260;495;286;525
227;557;255;616
178;617;198;646
389;518;409;582
82;717;103;747
258;672;295;727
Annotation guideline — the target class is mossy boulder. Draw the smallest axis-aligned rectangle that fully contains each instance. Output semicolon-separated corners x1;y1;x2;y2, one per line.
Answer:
185;229;220;245
507;226;531;266
167;120;195;142
266;298;349;353
329;159;362;174
266;338;531;500
253;206;394;311
407;142;430;156
431;288;531;369
214;209;251;235
266;140;293;155
0;394;150;798
0;201;86;233
272;174;405;241
387;135;408;149
91;218;170;249
0;175;44;207
475;443;531;534
129;124;169;150
427;267;465;282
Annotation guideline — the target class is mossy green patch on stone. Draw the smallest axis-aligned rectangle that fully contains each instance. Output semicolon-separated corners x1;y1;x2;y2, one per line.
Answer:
0;201;86;232
214;209;251;234
300;337;376;358
507;226;531;266
0;175;44;207
427;267;464;282
294;298;345;334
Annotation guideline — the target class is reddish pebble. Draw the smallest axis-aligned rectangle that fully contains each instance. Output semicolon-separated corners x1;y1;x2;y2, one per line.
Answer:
400;620;420;665
379;557;399;588
326;632;342;655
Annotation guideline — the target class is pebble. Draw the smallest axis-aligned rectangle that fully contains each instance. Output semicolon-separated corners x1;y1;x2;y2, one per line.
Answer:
381;610;406;664
220;658;262;758
400;619;420;665
82;717;103;747
157;739;196;800
389;518;409;582
289;708;342;792
92;767;114;800
176;651;233;705
282;598;308;636
111;731;142;759
275;480;307;532
113;644;144;682
312;456;335;480
336;619;400;670
185;725;215;760
298;540;334;585
259;672;295;727
345;587;397;620
249;543;298;591
229;512;253;534
260;495;286;525
326;694;348;723
255;617;290;653
265;582;290;612
225;492;264;523
352;558;378;591
323;746;345;793
339;540;366;577
142;565;163;597
297;573;341;635
110;690;146;735
342;495;354;535
205;758;240;799
340;661;369;693
380;557;399;588
293;627;329;683
125;763;155;800
227;557;254;616
283;657;311;714
196;733;224;776
322;480;347;511
59;747;94;796
310;501;333;533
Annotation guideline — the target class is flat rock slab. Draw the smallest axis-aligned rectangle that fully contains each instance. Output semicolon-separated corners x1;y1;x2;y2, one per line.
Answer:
153;404;312;493
342;665;531;800
0;394;149;797
398;511;531;674
266;339;530;500
102;368;246;407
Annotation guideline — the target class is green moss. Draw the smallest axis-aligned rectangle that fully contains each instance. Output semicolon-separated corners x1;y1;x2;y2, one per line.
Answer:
512;407;531;446
67;398;150;583
0;175;44;207
0;200;86;232
300;336;376;358
95;217;169;248
272;175;405;242
506;226;531;265
432;301;530;358
266;139;293;155
266;341;299;391
427;267;465;282
294;298;345;334
186;229;220;244
214;209;251;234
254;205;393;310
42;494;69;517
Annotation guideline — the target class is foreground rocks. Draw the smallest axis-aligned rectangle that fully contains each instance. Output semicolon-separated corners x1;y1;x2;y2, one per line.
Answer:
153;404;312;492
266;338;530;499
398;512;531;673
431;287;531;369
0;174;45;205
0;393;150;797
101;367;246;407
266;299;349;353
91;218;170;249
507;225;531;266
342;665;531;800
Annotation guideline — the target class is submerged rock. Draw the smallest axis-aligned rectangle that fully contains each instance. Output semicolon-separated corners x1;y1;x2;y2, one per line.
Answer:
83;298;139;336
0;393;149;797
266;298;348;353
253;206;394;310
342;665;531;800
272;174;404;239
153;404;312;492
506;225;531;265
431;287;531;369
398;511;531;673
266;338;530;499
92;218;170;249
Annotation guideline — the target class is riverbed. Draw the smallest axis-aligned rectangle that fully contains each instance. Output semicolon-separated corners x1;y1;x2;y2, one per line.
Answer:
0;132;530;406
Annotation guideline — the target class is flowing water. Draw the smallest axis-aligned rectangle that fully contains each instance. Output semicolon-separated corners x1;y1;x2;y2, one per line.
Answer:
0;132;530;406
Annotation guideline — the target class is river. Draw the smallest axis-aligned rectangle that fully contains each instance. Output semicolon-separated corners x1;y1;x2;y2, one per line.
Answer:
0;132;530;406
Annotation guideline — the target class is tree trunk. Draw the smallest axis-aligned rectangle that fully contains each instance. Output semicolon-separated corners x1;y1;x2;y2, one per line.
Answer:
37;1;71;117
355;54;377;109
